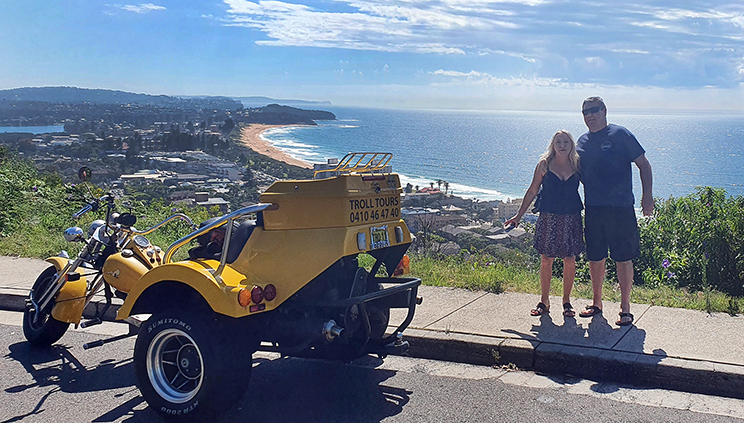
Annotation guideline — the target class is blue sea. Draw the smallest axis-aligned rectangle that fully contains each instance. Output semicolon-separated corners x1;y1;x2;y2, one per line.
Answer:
261;107;744;205
0;125;65;134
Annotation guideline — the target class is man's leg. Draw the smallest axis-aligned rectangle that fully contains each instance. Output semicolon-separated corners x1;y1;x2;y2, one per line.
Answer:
616;260;633;314
589;259;605;308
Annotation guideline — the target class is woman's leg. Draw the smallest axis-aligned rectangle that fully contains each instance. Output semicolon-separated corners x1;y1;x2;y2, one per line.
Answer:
540;254;554;308
562;256;576;305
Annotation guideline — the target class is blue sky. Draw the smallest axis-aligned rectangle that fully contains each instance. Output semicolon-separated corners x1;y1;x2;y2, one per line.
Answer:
1;0;743;111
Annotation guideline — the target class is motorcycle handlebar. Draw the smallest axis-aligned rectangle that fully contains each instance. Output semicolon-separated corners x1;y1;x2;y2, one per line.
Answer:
72;203;94;219
71;194;114;219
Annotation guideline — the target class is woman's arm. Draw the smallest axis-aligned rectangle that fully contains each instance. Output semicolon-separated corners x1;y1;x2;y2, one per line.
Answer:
504;160;547;228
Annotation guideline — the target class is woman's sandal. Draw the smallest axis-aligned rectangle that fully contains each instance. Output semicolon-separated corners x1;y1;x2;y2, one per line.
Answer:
578;305;602;318
562;302;575;317
616;312;634;326
530;302;549;316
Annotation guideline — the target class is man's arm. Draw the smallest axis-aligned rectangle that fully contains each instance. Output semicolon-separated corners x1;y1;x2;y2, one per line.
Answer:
634;154;653;216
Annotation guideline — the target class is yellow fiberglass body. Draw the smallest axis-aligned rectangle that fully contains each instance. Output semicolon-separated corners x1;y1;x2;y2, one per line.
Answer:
117;170;412;320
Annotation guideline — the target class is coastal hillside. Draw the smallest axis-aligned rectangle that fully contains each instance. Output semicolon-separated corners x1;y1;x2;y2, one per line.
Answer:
244;104;336;124
0;87;336;128
236;96;332;108
0;86;241;109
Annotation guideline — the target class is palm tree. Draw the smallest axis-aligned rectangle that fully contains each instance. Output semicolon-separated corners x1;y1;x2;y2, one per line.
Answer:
443;181;449;194
436;179;443;191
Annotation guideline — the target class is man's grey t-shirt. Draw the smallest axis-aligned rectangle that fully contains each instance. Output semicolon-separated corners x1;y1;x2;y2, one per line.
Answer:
577;124;645;208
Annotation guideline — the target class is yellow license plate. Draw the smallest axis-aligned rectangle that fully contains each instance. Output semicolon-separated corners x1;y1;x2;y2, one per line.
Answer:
370;226;390;249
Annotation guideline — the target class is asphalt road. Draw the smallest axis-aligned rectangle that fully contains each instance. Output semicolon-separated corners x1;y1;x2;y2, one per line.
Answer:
1;311;743;423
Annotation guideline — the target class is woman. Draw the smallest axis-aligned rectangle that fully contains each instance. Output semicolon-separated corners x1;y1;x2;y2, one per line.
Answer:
504;130;585;317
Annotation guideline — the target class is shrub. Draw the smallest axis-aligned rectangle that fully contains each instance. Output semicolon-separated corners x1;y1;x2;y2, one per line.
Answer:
638;187;744;296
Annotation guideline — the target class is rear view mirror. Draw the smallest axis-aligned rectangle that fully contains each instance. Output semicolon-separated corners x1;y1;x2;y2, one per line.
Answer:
78;167;92;182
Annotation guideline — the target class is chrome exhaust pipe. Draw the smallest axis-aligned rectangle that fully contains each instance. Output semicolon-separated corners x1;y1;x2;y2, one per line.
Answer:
322;320;345;342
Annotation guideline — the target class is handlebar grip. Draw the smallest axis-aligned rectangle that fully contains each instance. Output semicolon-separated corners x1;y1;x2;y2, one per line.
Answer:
73;203;93;219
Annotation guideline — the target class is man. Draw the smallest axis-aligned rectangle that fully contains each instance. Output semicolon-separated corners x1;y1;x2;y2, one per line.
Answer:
576;96;653;326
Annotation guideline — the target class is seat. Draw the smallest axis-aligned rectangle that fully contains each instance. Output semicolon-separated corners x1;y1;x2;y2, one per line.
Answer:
188;218;256;263
226;220;256;264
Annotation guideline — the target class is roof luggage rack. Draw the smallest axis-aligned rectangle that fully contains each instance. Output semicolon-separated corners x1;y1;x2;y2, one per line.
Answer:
313;152;393;179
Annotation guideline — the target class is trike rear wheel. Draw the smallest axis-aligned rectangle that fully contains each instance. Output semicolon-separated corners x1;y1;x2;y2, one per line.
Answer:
134;310;251;420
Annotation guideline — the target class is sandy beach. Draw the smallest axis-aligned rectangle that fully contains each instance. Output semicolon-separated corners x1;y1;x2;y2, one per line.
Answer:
237;124;313;169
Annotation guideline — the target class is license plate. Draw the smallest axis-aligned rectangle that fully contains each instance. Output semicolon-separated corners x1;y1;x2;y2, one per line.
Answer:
370;226;390;249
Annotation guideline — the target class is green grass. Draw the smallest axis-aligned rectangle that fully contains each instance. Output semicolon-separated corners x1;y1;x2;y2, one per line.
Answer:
401;253;744;315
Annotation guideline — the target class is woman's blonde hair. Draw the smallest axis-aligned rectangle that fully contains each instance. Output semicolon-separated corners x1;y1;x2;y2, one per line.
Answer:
539;130;579;173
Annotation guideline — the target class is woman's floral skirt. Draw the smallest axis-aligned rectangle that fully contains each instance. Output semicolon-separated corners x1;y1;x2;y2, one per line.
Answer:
533;212;585;258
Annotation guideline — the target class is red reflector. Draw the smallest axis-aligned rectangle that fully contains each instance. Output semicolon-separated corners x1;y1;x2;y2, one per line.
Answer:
251;286;264;304
264;284;277;301
249;303;266;313
362;175;385;181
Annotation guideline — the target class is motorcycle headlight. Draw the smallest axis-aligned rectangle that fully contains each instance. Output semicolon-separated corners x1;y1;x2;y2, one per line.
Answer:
64;227;84;242
88;220;106;237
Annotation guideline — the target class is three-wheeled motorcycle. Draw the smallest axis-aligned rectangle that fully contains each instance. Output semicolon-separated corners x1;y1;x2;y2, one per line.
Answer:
23;153;421;420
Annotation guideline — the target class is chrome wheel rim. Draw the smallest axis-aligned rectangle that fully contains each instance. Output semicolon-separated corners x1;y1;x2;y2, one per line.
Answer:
146;328;204;404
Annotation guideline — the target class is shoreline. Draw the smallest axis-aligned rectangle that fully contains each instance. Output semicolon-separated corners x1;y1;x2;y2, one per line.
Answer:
237;124;313;169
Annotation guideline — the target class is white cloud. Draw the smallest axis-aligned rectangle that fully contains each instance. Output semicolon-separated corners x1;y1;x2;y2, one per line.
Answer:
220;0;744;90
609;49;650;55
431;69;488;78
583;57;606;68
120;3;165;13
733;15;744;29
477;48;538;63
223;0;512;54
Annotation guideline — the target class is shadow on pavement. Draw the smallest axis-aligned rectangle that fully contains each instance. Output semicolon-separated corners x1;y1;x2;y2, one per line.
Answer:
4;340;410;423
3;341;154;423
214;355;410;423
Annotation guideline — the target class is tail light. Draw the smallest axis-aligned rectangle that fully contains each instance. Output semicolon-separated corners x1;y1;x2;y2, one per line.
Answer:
238;285;275;309
238;288;251;307
264;284;277;301
251;286;264;304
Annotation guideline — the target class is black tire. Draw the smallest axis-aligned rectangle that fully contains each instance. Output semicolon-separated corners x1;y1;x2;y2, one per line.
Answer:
366;282;390;342
133;310;251;420
23;266;70;347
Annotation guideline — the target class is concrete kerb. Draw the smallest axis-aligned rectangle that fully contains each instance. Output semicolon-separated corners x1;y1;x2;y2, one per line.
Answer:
404;327;744;400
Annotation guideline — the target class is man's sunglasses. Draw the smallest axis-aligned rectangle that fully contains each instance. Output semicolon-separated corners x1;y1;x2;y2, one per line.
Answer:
582;106;603;116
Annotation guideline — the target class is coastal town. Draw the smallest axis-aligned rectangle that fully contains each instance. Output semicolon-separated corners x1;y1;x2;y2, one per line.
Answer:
0;87;536;255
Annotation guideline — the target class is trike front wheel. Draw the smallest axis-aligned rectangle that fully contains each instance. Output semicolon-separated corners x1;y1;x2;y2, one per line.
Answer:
23;266;69;347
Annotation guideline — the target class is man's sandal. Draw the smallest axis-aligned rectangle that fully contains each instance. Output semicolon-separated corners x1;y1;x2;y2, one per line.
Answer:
530;302;549;316
563;302;575;317
578;305;602;318
616;312;634;326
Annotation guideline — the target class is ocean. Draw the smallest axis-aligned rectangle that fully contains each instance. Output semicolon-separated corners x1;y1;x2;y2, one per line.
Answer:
0;125;65;134
261;107;744;205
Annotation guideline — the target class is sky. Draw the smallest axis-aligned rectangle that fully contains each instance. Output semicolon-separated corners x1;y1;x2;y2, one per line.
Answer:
1;0;743;111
